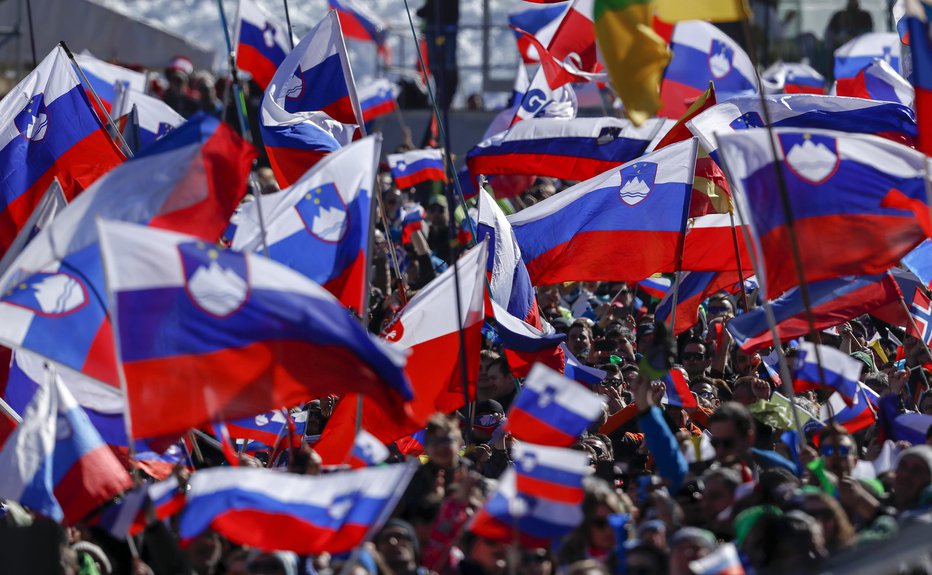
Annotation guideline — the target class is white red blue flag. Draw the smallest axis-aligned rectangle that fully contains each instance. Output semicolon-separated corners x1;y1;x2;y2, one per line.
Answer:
834;32;902;81
508;1;570;63
0;368;131;524
662;368;699;408
660;20;758;118
468;117;665;186
686;94;918;156
560;342;606;386
329;0;387;48
906;0;932;156
470;442;587;546
510;64;578;125
492;300;565;378
505;363;604;446
234;0;291;89
0;114;255;388
0;179;67;278
112;86;185;151
261;11;363;187
718;128;927;296
0;46;124;258
388;148;447;189
73;52;147;113
762;61;825;95
97;220;411;439
689;542;745;575
544;0;599;73
821;385;879;434
226;410;302;448
477;189;541;327
179;463;415;553
727;269;920;351
835;59;914;108
357;78;398;123
638;276;672;299
314;242;488;464
348;429;389;468
233;136;380;314
681;213;753;273
509;138;697;285
655;271;742;335
793;342;863;406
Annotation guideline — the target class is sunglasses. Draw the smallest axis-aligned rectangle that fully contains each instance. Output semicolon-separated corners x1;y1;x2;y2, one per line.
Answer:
708;305;730;314
710;437;738;450
820;444;852;457
682;352;706;361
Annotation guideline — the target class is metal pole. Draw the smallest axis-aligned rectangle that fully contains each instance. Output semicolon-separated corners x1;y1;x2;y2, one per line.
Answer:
24;0;35;68
61;42;134;158
282;0;296;50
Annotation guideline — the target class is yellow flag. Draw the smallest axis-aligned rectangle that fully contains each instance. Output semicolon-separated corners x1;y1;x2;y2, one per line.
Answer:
655;0;750;23
594;0;671;126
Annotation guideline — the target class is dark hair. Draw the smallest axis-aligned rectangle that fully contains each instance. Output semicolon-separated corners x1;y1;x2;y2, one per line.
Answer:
817;423;852;446
708;402;755;436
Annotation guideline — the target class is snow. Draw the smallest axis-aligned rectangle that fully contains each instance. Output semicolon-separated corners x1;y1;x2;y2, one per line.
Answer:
91;0;522;106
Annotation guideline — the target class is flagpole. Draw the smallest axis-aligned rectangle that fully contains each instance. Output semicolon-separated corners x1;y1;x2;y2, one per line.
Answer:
716;139;807;449
215;0;273;259
0;397;22;424
282;0;296;50
24;0;37;68
728;209;752;312
403;0;478;444
373;189;407;302
61;42;134;159
667;139;699;333
738;17;829;390
888;270;932;393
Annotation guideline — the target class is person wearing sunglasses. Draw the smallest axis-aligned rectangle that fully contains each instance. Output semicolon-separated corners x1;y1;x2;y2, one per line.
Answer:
558;478;631;568
707;402;796;476
680;337;712;380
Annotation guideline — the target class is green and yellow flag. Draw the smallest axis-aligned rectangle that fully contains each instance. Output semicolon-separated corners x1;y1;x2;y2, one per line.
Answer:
654;0;750;23
594;0;670;126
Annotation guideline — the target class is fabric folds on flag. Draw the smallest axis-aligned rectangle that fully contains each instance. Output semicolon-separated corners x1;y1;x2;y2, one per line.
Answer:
468;117;664;184
505;363;604;446
314;242;488;465
0;114;255;388
477;189;541;327
261;11;363;187
718;128;927;297
97;221;412;439
594;0;670;125
509;138;698;285
179;464;415;554
834;59;913;108
660;21;758;119
470;442;587;546
0;45;124;258
654;0;749;22
492;300;565;378
906;0;932;155
0;369;131;524
834;33;902;81
233;136;380;314
792;342;863;406
234;0;291;89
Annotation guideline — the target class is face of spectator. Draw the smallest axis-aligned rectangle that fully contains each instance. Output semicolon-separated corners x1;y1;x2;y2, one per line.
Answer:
669;540;709;575
820;434;857;478
682;343;711;379
478;363;512;401
701;476;736;525
587;503;616;550
568;326;592;358
691;382;718;409
623;368;640;391
709;419;750;465
425;429;462;469
893;454;932;509
186;531;222;574
376;526;417;569
247;554;287;575
469;536;508;575
428;203;448;227
519;549;552;575
800;498;839;547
